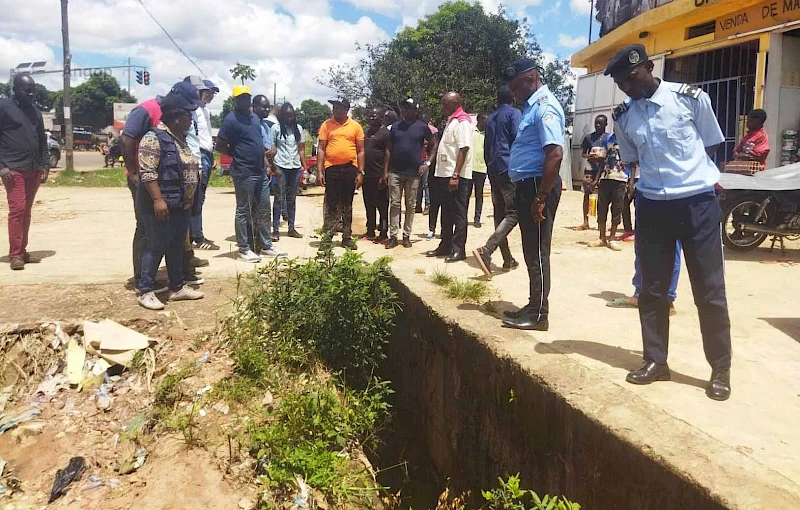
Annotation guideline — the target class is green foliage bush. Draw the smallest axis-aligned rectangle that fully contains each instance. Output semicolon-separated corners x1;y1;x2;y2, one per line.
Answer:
482;475;580;510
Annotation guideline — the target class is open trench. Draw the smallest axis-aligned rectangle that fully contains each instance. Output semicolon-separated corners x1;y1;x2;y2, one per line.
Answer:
369;276;730;510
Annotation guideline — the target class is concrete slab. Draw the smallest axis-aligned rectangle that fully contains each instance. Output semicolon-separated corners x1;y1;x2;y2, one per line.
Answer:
1;184;798;507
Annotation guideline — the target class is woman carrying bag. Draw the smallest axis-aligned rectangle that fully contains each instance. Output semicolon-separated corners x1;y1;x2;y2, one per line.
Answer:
135;91;205;310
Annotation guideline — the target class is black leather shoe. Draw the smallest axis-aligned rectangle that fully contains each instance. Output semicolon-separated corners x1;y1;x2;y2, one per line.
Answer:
426;248;450;257
706;369;731;401
445;252;466;263
502;316;548;331
626;361;671;385
472;247;492;278
402;236;412;248
503;258;519;270
385;237;399;249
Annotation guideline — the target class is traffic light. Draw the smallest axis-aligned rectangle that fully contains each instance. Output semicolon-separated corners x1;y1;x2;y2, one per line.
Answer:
135;70;143;84
143;71;150;86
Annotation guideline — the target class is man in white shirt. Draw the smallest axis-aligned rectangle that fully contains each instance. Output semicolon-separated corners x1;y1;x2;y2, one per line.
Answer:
426;91;472;262
185;77;219;250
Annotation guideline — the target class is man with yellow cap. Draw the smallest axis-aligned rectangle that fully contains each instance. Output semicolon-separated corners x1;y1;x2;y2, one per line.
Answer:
216;85;286;263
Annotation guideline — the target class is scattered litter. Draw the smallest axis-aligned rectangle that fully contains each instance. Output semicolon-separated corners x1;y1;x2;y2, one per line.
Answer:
48;456;86;503
173;310;188;330
78;373;104;392
0;483;5;495
195;350;210;365
293;475;309;509
0;407;41;435
11;420;46;437
123;413;147;434
0;457;6;476
262;391;274;406
66;337;86;385
198;409;207;417
196;385;212;396
96;384;112;411
117;448;147;475
44;321;71;350
29;373;69;404
82;476;121;491
91;359;112;377
213;402;230;415
83;319;153;367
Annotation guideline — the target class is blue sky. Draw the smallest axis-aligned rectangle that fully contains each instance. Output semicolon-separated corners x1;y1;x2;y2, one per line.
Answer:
1;0;599;109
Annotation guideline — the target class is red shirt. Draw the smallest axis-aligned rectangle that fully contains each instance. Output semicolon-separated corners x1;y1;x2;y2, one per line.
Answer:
734;127;770;169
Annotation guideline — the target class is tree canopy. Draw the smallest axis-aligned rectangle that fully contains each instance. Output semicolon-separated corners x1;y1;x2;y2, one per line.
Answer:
1;81;56;112
53;74;136;129
296;99;331;137
230;63;257;85
319;1;575;120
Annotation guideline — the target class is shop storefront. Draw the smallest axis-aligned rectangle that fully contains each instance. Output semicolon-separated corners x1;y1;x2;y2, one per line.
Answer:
570;0;800;180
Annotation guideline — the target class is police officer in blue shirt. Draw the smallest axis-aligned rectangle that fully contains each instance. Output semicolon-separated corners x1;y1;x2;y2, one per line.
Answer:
608;44;732;401
501;59;565;331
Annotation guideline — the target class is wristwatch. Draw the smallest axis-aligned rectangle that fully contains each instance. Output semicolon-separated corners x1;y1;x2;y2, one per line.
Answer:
533;191;548;204
423;161;431;167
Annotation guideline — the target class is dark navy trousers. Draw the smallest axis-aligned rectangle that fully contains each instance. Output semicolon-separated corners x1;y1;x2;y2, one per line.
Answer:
635;192;732;370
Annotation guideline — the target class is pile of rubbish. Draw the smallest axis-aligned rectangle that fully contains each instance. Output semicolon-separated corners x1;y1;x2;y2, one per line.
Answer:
0;319;158;502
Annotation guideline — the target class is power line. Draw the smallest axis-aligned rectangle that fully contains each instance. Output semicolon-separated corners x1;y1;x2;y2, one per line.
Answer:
135;0;206;77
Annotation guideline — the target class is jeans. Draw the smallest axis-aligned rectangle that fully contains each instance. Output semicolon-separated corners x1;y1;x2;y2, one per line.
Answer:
636;193;731;370
3;170;42;259
633;240;680;301
277;167;301;230
415;170;430;211
322;164;358;240
517;176;562;321
128;177;147;282
484;172;517;262
362;177;388;236
138;210;189;294
470;171;487;222
233;174;273;253
190;152;213;242
438;176;471;254
389;173;419;238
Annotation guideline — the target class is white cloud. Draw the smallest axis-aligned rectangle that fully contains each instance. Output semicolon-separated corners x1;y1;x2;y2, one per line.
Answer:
0;0;388;112
569;0;593;15
557;33;588;49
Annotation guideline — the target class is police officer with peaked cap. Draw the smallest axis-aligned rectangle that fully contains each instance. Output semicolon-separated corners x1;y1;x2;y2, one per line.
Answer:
500;58;566;332
607;44;732;401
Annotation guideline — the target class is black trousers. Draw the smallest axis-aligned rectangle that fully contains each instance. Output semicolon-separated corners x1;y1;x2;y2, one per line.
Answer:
128;177;146;282
622;178;638;233
470;172;487;222
517;176;562;320
323;164;358;240
636;192;731;370
362;177;388;235
485;171;517;262
437;176;471;254
429;169;445;233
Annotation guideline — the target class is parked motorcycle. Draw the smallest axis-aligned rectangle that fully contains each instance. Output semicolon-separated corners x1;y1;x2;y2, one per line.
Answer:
717;163;800;251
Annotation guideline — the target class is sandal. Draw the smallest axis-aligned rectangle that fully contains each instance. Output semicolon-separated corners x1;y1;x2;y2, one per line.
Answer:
573;225;591;231
607;297;638;308
588;239;607;248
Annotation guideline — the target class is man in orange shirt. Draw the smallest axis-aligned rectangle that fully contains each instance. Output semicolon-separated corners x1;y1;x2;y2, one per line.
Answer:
733;109;770;170
318;99;365;250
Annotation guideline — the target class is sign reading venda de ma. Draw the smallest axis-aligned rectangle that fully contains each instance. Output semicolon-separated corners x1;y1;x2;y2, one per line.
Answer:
716;0;800;39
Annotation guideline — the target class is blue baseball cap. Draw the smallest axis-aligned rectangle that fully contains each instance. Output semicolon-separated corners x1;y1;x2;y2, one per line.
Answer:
160;90;199;116
170;81;203;108
504;58;544;82
203;79;219;93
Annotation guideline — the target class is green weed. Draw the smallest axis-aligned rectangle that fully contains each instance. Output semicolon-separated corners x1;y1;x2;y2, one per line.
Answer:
445;279;491;303
482;475;580;510
431;269;455;287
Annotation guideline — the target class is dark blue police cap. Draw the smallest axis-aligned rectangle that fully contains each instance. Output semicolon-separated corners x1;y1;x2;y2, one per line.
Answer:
170;81;203;108
604;44;649;77
504;58;542;81
160;90;199;116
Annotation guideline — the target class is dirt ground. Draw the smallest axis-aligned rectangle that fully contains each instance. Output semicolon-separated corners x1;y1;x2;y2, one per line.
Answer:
1;183;799;507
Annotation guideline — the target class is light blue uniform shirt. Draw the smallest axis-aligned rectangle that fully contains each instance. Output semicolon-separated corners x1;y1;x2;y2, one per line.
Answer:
508;85;565;183
613;80;724;200
260;120;273;150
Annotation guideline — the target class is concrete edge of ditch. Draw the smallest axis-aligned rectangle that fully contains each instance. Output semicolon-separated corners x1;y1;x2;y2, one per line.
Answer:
384;265;800;510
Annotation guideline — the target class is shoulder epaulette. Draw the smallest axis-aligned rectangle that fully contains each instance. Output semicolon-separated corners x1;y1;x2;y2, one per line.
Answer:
676;83;702;99
612;102;628;121
536;95;549;104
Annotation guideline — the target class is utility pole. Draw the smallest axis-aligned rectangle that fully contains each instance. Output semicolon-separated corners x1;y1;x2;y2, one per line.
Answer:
588;0;595;44
61;0;74;173
273;83;276;106
127;57;131;94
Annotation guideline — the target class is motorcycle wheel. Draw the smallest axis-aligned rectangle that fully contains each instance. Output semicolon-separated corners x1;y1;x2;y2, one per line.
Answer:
722;198;769;251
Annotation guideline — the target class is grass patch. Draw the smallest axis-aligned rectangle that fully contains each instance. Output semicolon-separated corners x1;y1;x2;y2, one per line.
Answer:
430;269;492;303
48;167;235;188
430;268;455;287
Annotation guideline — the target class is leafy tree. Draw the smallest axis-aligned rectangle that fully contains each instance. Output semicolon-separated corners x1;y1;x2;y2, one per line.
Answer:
296;99;331;137
230;62;257;85
319;1;574;120
52;74;136;129
220;96;235;121
210;112;222;129
0;83;10;100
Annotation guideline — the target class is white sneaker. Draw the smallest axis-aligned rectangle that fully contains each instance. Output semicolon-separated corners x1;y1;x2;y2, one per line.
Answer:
169;286;204;301
238;250;262;263
261;247;287;258
426;231;435;241
138;292;165;310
